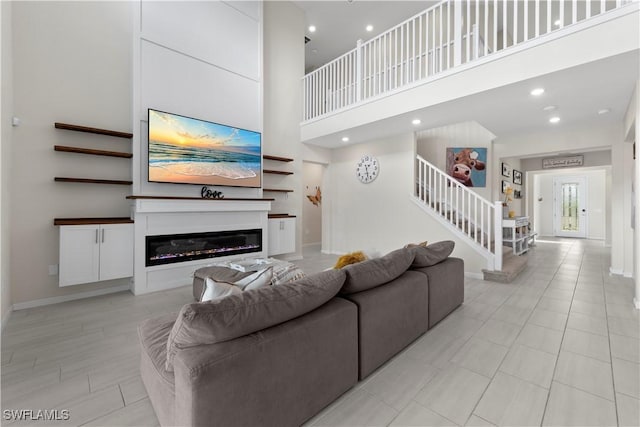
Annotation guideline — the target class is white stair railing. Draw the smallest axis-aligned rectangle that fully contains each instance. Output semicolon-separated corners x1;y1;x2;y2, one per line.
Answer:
414;155;502;271
302;0;634;122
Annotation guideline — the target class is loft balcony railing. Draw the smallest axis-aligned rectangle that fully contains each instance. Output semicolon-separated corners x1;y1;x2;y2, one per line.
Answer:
302;0;634;122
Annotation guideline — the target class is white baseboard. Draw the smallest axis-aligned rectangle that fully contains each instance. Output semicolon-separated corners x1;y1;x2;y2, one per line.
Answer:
634;297;640;310
1;307;12;333
303;242;322;248
464;272;484;280
12;284;131;311
610;267;624;276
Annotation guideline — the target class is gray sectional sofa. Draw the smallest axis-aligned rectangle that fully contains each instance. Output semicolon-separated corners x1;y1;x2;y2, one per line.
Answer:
138;242;464;427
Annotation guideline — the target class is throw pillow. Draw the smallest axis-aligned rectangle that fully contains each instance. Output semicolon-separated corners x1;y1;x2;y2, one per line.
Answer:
404;240;429;248
234;267;274;290
410;240;455;268
201;277;243;302
341;247;415;294
165;268;347;371
334;251;368;269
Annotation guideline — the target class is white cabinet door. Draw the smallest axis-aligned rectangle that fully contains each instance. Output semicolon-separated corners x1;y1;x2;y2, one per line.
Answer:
99;224;134;281
59;223;134;286
268;218;296;256
59;225;100;287
279;218;296;254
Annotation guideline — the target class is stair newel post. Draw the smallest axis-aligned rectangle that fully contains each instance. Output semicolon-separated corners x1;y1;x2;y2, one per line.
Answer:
493;201;503;271
356;39;363;103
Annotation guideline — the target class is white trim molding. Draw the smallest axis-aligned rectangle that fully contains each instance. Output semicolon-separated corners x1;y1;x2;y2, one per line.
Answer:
12;284;131;311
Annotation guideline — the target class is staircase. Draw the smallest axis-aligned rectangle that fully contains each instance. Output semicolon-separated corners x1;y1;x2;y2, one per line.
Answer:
412;155;527;283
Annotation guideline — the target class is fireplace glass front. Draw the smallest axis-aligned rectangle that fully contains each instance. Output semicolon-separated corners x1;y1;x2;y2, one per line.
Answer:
145;228;262;267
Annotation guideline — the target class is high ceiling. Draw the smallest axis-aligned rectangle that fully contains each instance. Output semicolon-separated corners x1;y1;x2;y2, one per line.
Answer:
295;1;439;73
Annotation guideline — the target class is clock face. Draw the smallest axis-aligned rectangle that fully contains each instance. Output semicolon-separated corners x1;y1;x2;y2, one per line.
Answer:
356;155;379;183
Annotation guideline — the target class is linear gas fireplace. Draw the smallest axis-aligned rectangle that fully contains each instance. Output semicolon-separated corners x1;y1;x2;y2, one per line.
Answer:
146;229;262;267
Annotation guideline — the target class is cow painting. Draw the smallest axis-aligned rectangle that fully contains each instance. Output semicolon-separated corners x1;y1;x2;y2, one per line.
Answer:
446;147;487;187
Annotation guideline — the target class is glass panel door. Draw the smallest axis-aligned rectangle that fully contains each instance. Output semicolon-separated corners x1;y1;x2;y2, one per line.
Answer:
554;176;587;238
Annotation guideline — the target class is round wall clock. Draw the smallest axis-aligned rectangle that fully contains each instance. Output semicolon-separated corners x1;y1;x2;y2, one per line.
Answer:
356;154;379;183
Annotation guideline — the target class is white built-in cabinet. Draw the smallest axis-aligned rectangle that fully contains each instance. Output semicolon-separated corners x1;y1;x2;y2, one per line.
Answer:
59;223;134;287
268;217;296;256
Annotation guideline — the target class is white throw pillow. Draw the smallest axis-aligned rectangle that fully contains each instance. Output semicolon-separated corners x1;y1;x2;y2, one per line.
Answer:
235;267;274;290
201;277;242;302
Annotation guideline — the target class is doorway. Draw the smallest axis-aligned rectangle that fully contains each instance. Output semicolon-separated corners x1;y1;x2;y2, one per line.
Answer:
554;175;587;238
302;162;325;247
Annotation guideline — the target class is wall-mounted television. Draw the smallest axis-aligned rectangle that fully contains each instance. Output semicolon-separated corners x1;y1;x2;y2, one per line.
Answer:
148;109;261;188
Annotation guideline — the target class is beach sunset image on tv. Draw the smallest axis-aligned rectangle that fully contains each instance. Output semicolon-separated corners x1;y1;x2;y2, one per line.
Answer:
148;109;261;188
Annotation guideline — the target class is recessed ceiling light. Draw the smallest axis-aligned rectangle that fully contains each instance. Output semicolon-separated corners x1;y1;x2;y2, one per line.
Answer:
598;108;611;115
308;25;316;33
554;19;561;26
366;25;374;32
549;116;561;124
412;119;421;125
530;88;545;96
543;105;557;111
341;136;349;142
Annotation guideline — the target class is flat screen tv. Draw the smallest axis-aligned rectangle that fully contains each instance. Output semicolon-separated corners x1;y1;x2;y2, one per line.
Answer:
148;109;261;188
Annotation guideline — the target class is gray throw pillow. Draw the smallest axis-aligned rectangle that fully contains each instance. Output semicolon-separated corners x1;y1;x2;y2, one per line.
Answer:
341;248;415;294
165;268;346;371
411;240;455;268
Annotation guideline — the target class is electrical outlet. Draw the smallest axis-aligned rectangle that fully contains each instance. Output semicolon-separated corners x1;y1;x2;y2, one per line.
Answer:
48;264;58;276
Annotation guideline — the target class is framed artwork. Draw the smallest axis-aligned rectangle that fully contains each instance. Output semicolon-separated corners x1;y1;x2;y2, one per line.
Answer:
513;169;522;185
446;147;487;187
514;190;522;199
501;162;511;177
502;180;509;194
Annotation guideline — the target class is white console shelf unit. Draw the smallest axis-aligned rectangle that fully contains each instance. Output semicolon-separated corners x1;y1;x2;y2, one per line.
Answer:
502;216;530;256
128;196;272;295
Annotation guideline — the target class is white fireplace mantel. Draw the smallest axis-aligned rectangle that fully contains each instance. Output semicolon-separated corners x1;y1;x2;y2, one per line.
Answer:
129;196;272;295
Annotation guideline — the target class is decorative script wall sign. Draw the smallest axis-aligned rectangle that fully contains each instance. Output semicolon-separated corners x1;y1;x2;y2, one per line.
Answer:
201;186;224;199
542;155;584;169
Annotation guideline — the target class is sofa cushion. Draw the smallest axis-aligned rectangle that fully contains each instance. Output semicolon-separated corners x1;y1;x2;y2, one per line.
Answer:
138;312;178;385
410;240;455;268
165;268;346;371
341;248;415;294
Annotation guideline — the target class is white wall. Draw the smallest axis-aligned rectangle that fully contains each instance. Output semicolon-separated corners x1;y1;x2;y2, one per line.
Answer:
10;2;133;305
263;1;305;259
1;0;13;326
325;133;487;274
133;1;263;199
302;162;324;245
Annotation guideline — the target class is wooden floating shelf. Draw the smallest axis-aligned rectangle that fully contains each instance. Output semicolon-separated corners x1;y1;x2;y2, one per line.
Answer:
263;188;294;193
126;195;275;201
54;217;134;226
263;169;293;175
263;154;294;163
55;177;133;186
54;145;133;159
268;214;297;219
55;122;133;139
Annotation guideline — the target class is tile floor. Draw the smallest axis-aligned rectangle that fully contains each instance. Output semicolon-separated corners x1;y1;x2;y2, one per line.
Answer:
1;239;638;426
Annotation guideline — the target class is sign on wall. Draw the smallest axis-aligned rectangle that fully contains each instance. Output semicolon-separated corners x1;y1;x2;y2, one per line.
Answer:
542;155;584;169
446;147;487;187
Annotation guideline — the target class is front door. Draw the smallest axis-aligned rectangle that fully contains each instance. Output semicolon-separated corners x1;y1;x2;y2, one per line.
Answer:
554;176;587;238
